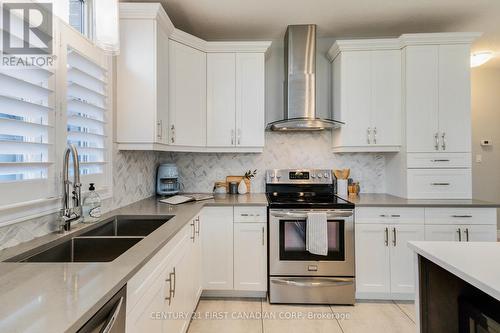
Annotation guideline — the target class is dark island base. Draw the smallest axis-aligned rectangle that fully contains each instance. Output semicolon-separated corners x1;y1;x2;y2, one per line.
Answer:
418;256;500;333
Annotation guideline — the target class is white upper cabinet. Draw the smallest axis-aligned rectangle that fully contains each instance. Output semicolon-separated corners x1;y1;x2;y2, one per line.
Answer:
169;40;206;147
117;3;174;147
207;53;237;147
207;52;266;149
329;39;402;153
236;53;266;148
404;40;473;153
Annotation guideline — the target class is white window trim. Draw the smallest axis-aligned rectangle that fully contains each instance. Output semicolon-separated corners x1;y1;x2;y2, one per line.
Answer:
0;19;113;228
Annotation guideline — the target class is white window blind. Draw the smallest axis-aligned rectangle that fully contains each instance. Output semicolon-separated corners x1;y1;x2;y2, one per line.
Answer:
0;33;56;206
66;47;108;179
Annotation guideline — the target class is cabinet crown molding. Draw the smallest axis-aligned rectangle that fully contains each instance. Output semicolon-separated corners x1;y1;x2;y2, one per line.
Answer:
170;28;272;54
328;32;482;61
328;38;400;61
399;32;482;47
119;3;175;36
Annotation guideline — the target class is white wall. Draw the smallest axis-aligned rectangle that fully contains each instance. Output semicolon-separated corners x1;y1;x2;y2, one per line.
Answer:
471;66;500;227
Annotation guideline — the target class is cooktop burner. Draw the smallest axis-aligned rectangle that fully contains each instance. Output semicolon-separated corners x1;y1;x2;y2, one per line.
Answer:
266;192;354;209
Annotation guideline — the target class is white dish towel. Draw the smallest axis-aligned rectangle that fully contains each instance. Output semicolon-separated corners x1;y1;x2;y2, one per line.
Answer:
306;212;328;256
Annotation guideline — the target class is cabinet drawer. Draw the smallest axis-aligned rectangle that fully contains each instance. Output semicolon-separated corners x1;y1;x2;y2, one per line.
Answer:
234;206;267;223
356;207;424;224
407;153;471;168
407;169;471;199
425;208;497;225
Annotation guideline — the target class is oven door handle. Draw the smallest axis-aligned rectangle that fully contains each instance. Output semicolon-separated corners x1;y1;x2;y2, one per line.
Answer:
271;211;353;219
271;277;354;288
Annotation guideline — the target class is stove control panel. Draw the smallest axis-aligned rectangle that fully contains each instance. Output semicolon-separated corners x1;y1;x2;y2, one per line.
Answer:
266;169;333;184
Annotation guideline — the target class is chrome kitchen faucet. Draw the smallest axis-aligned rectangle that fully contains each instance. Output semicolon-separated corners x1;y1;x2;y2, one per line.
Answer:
60;144;82;232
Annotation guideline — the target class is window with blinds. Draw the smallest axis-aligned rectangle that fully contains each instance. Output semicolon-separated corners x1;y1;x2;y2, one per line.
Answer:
0;59;56;206
66;47;108;178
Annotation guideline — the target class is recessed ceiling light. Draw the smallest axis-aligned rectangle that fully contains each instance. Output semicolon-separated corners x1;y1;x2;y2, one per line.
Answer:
470;51;495;68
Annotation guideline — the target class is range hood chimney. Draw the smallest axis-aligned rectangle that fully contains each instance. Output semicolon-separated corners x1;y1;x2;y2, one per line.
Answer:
267;24;344;131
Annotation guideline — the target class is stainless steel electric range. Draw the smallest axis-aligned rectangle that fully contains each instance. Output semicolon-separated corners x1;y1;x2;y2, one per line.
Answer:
266;169;355;305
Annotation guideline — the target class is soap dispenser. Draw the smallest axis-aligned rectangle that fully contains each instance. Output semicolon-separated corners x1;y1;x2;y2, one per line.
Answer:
82;183;102;223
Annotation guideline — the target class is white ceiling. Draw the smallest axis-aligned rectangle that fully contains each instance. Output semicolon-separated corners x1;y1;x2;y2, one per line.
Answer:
123;0;500;67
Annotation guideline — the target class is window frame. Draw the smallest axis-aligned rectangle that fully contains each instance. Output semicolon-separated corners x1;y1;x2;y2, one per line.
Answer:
0;20;113;227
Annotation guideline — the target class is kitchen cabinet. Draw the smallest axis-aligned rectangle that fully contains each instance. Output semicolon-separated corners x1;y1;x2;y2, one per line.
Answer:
407;168;472;199
389;224;425;295
405;44;471;153
201;206;268;294
329;40;401;152
117;4;173;147
355;221;424;299
207;53;265;149
169;40;206;147
355;206;496;300
234;223;267;291
126;215;202;333
355;224;391;295
201;207;234;290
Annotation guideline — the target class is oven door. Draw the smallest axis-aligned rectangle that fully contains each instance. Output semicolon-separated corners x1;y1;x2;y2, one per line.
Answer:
269;209;355;276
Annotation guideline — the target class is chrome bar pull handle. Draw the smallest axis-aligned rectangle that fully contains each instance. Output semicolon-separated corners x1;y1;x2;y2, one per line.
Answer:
441;132;446;150
262;226;265;246
231;129;234;145
237;128;241;145
190;222;195;241
157;120;162;139
457;228;462;242
170;124;175;143
434;132;439;150
367;128;371;144
373;127;377;144
392;227;397;246
384;227;389;246
465;228;469;242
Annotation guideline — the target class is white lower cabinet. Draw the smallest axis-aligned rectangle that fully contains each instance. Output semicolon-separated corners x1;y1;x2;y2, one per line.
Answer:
234;223;267;291
201;206;267;294
356;207;497;300
389;224;425;295
355;223;423;299
126;214;201;333
201;207;234;290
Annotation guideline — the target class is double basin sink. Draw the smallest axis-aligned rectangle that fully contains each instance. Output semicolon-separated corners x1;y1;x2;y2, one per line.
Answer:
6;215;173;263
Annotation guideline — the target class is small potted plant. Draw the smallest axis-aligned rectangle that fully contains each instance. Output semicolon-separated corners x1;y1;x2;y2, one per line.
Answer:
238;169;257;194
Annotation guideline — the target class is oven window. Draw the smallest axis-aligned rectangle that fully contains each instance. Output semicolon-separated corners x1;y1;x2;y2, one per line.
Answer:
279;219;345;261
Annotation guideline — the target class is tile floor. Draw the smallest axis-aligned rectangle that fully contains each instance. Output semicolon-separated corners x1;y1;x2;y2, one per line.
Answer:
188;298;416;333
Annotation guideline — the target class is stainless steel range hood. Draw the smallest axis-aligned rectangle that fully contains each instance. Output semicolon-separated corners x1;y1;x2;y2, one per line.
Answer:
267;24;344;131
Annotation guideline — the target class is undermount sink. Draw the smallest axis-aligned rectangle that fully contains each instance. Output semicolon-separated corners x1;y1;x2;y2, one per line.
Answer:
81;215;173;237
20;237;142;263
6;215;173;263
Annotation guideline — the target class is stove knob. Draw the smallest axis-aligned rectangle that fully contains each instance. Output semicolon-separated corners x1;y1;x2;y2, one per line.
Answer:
324;172;329;178
311;174;316;179
317;174;322;179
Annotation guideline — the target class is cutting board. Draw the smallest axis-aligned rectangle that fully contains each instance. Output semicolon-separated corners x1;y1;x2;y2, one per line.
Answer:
226;176;251;192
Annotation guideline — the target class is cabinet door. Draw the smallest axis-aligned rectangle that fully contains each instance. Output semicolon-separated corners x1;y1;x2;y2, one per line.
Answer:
169;40;206;146
462;225;497;242
425;225;461;241
201;207;234;289
371;50;401;147
117;19;157;143
207;53;236;147
156;23;169;145
438;44;471;153
339;52;372;147
235;53;265;147
191;215;203;306
389;224;425;295
405;45;439;152
355;224;391;294
234;223;267;291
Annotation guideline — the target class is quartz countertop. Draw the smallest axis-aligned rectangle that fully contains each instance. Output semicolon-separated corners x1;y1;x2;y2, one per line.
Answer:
409;241;500;301
0;194;267;333
347;193;499;208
